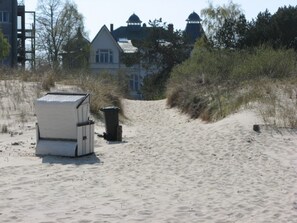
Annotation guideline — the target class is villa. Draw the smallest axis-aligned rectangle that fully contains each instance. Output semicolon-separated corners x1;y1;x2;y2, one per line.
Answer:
89;12;204;98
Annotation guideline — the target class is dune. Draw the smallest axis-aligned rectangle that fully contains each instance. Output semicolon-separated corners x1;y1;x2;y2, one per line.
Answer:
1;81;297;222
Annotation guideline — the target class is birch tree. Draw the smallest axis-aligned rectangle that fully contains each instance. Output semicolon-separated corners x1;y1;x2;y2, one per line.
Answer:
36;0;85;69
201;1;243;48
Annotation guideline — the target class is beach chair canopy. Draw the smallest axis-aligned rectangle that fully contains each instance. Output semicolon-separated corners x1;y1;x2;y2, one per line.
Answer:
35;93;90;140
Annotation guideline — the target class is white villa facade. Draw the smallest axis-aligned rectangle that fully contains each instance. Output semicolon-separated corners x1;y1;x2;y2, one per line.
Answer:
89;12;203;99
90;25;145;98
90;25;122;73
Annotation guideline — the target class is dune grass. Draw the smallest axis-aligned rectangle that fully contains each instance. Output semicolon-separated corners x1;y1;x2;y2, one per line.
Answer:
66;71;128;118
0;68;126;127
166;44;297;127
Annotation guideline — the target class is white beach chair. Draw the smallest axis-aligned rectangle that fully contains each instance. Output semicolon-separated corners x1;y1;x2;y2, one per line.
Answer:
35;92;94;157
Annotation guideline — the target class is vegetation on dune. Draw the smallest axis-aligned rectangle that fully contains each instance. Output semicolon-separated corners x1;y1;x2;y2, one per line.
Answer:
70;71;128;118
0;69;126;120
167;40;297;125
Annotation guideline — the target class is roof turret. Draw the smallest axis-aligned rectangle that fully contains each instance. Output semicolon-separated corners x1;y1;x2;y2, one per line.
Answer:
186;11;202;23
127;13;142;25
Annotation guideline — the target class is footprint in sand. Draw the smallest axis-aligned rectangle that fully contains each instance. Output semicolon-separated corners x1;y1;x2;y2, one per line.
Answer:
137;209;153;216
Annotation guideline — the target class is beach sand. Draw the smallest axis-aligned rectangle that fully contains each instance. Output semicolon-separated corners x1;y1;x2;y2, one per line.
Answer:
1;82;297;222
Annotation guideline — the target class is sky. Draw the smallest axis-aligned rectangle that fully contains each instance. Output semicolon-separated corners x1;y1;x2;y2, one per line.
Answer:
24;0;297;40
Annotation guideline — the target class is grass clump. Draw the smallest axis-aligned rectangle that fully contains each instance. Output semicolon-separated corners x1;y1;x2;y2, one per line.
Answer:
255;78;297;128
75;71;128;118
41;71;56;91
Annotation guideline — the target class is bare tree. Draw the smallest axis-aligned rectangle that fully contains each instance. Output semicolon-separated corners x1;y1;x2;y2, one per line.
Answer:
36;0;86;69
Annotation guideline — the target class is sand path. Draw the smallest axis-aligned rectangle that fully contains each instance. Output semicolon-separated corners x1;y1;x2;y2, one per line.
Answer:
1;99;297;222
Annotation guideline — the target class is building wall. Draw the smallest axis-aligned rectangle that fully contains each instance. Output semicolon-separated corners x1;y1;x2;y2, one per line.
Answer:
90;27;121;72
90;25;152;98
0;0;17;67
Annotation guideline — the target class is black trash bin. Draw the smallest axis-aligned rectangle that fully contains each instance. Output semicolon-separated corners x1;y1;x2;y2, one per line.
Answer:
100;106;122;141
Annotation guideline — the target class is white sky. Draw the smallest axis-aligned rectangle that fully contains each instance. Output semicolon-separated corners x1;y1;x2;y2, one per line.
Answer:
24;0;297;40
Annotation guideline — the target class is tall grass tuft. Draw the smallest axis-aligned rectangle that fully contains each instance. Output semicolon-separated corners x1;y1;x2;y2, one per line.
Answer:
41;70;56;91
79;76;120;117
61;70;128;118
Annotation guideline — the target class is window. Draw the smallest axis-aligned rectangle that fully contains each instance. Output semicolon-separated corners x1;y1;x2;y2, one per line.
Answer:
95;50;99;63
100;49;108;63
134;74;139;91
130;74;139;91
109;51;113;63
96;49;113;63
0;12;10;23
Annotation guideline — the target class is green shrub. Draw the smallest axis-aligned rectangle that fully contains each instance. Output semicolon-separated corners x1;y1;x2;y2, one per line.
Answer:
232;46;297;80
167;46;239;121
142;72;168;100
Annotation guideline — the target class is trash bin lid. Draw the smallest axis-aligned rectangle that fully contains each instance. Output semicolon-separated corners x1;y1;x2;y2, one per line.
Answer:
100;106;120;111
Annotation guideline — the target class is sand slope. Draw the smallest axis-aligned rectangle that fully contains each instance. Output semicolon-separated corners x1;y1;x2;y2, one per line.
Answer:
1;97;297;222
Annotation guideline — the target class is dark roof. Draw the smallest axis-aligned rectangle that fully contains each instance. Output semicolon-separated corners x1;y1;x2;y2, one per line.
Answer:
110;12;204;44
127;13;142;24
186;11;202;22
111;25;150;41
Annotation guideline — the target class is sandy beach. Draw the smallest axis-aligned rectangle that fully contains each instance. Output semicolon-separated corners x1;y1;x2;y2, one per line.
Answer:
1;82;297;222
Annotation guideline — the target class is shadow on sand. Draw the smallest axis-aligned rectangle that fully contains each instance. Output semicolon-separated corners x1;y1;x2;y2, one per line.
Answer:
41;153;101;165
105;140;128;145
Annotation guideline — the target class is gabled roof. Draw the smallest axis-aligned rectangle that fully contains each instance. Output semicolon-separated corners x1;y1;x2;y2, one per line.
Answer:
91;25;122;52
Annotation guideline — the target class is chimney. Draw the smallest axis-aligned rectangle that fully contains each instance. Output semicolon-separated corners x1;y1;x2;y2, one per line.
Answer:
168;24;174;33
110;24;114;32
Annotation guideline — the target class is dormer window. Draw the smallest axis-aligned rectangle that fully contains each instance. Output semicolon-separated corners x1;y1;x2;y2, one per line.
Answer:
96;49;113;63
